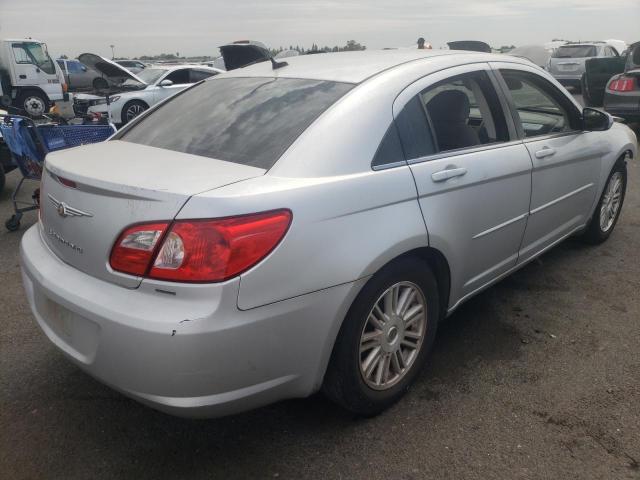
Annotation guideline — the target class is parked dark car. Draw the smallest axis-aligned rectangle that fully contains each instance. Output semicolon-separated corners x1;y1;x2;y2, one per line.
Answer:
603;43;640;122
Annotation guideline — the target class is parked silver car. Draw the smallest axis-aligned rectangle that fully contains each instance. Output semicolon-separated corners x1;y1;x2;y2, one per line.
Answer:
548;43;620;90
20;50;637;418
56;58;108;91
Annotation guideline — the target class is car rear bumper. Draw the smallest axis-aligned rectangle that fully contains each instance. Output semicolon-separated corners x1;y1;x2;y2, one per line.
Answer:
604;91;640;121
20;224;362;417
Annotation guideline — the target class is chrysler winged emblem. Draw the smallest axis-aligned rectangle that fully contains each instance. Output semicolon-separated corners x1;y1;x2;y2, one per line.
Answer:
48;194;93;218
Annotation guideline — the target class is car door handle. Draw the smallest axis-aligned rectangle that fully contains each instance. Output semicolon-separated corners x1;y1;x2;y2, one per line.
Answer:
535;147;556;159
431;167;467;182
19;74;27;79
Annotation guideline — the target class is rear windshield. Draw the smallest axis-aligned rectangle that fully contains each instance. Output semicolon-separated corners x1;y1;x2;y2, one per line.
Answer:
552;45;597;58
119;77;354;169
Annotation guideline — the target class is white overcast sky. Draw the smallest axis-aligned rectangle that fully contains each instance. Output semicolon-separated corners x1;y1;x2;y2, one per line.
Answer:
0;0;638;58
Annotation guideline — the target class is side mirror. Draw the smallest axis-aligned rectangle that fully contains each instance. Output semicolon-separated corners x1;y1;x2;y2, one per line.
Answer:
583;107;613;131
158;79;173;87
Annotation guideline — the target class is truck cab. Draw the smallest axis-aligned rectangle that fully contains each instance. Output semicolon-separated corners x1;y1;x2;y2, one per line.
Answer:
0;38;67;116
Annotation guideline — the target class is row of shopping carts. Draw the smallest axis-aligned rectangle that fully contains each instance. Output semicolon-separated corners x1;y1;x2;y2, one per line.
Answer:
0;114;115;231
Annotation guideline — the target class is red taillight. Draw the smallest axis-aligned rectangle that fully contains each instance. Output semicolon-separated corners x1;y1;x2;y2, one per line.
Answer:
609;76;638;92
110;222;169;276
109;210;292;283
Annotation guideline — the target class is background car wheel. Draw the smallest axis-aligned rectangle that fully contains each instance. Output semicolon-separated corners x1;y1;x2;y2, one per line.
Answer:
15;90;49;117
323;256;440;416
92;77;109;91
581;158;627;244
122;100;148;124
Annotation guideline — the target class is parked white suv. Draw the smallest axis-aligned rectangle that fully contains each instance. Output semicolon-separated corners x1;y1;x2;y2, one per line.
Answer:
548;43;620;90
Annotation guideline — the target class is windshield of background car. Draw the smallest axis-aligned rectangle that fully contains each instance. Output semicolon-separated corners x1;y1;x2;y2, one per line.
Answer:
119;77;354;169
552;45;597;58
126;68;166;86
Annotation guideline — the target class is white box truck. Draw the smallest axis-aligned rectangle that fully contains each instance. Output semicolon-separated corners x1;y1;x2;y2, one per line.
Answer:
0;38;67;116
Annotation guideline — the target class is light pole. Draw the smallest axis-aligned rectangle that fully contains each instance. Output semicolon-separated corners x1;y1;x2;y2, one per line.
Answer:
110;45;115;59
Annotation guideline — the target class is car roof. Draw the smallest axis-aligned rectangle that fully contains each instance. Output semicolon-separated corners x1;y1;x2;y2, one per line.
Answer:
218;49;525;84
146;64;220;71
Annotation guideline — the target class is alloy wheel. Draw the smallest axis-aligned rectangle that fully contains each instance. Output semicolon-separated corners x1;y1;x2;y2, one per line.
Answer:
125;104;146;121
599;172;623;232
359;281;427;390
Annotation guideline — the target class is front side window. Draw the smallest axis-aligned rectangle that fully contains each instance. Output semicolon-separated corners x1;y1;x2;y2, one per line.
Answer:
67;62;84;73
420;71;509;153
12;42;56;74
500;69;581;138
164;69;190;85
12;44;30;64
119;77;354;169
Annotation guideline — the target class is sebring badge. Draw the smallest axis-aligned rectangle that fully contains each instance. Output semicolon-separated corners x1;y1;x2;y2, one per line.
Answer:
48;194;93;218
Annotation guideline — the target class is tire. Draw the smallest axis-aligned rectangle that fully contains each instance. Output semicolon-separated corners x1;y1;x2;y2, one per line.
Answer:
92;77;109;91
581;158;627;244
323;257;440;416
5;215;20;232
15;90;49;117
0;165;5;195
121;100;148;124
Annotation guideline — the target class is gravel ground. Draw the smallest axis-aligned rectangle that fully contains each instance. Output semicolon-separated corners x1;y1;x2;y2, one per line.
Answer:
1;128;639;479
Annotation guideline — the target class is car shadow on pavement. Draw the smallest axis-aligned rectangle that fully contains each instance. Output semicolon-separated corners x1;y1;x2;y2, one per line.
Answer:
9;238;593;478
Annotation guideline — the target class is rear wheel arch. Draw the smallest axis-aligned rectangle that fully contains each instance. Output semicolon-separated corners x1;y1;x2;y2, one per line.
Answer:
394;247;451;321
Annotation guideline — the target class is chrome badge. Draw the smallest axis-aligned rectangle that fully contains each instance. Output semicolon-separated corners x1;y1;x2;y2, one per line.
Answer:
48;194;93;218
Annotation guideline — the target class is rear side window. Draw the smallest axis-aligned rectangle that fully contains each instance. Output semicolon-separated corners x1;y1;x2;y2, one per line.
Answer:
395;96;436;160
164;69;190;84
372;123;405;168
120;77;354;169
420;71;509;152
190;69;217;82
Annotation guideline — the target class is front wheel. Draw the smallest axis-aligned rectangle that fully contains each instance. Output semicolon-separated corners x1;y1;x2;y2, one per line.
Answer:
15;91;50;117
323;257;440;416
581;159;627;244
121;100;148;124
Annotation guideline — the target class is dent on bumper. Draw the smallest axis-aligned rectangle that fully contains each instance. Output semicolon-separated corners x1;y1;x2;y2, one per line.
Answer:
20;225;364;417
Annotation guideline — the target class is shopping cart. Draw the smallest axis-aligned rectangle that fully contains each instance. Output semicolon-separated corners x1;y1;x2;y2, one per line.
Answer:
0;114;115;231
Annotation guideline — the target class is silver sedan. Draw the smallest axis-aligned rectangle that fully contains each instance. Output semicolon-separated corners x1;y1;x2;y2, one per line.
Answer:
20;50;638;418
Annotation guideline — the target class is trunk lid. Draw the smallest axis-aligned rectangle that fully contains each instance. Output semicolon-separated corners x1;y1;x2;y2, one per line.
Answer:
40;140;265;288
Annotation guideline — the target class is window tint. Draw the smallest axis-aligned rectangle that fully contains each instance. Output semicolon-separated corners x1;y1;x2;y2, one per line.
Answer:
552;45;597;58
395;96;436;160
190;69;217;82
12;45;30;64
164;69;190;84
420;71;509;152
500;69;580;138
67;61;84;73
372;123;405;167
119;77;353;169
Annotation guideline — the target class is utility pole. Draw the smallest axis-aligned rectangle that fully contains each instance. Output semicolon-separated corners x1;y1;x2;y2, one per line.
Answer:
110;44;115;59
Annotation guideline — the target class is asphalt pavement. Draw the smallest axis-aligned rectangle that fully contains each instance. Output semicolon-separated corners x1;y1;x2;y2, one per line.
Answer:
1;127;639;479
